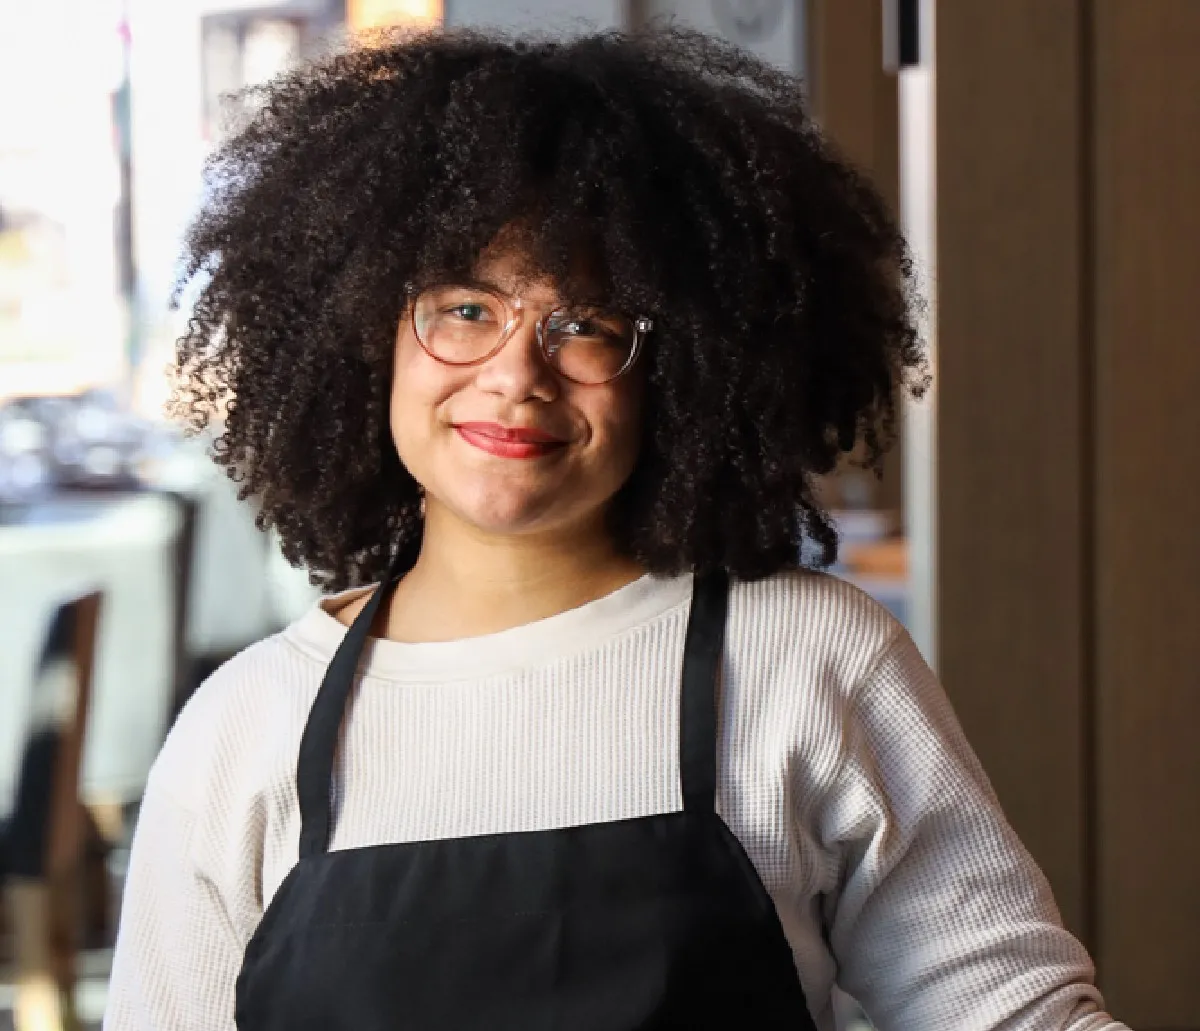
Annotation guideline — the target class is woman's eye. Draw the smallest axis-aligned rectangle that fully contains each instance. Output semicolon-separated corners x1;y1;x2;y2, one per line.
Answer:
447;303;490;321
561;318;598;336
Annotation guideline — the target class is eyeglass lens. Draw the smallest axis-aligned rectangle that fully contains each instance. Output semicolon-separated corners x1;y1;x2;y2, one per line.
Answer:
412;284;636;384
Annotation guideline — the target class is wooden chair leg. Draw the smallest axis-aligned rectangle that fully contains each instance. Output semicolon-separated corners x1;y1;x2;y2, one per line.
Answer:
82;801;121;950
49;869;82;1031
84;800;125;847
7;876;81;1031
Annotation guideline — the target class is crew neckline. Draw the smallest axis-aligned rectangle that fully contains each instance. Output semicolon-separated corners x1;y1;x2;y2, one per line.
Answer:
283;572;695;682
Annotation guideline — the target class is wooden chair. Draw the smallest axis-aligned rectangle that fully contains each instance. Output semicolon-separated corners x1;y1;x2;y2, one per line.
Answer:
1;591;102;1031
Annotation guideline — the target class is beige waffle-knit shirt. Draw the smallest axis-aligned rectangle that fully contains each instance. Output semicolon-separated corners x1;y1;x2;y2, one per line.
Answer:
105;569;1127;1031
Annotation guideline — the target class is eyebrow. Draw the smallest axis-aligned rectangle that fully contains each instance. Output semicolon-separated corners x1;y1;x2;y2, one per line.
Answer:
458;275;514;295
447;274;614;310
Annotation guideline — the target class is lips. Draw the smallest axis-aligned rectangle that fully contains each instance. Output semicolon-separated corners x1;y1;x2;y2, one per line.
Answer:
454;422;568;459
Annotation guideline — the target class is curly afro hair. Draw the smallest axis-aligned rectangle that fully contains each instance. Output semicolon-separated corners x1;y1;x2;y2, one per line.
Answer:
172;27;927;591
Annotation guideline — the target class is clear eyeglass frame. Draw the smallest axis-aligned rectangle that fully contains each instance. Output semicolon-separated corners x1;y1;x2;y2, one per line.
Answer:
405;282;653;386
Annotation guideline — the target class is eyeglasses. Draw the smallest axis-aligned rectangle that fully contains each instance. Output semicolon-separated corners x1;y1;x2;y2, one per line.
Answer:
407;282;653;386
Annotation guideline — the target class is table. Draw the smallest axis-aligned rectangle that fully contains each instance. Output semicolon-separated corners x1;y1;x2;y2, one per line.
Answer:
146;440;322;657
0;465;323;814
0;493;180;812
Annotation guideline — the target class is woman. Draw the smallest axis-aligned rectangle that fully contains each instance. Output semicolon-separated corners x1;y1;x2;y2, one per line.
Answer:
105;28;1126;1031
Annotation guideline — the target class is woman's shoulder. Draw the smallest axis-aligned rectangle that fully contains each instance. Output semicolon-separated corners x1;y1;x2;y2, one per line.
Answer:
727;567;907;691
731;566;901;635
144;628;327;817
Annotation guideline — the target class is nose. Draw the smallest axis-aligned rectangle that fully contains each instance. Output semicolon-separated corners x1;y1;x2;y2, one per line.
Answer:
473;311;559;403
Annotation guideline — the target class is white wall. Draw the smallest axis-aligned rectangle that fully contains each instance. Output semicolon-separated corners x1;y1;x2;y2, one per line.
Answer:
127;0;209;354
126;0;336;385
445;0;625;32
0;0;127;397
444;0;806;73
899;0;937;668
635;0;803;75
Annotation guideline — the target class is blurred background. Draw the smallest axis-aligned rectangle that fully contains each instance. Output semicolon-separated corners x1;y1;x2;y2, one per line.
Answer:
0;2;1196;1030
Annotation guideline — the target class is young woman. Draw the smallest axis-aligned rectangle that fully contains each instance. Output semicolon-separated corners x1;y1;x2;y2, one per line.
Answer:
105;28;1126;1031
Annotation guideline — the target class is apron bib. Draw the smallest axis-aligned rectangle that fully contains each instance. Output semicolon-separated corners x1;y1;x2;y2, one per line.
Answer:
235;562;818;1030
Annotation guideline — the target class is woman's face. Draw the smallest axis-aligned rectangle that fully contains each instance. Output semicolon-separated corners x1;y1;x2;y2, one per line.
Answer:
390;250;646;541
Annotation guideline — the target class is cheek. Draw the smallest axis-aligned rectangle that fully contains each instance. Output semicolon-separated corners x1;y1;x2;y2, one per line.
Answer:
389;329;449;459
584;379;645;479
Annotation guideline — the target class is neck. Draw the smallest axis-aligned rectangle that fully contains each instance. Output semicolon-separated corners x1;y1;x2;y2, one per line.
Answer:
379;503;646;643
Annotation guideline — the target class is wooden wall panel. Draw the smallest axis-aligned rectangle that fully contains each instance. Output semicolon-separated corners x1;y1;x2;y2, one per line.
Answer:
1091;2;1200;1023
805;0;899;215
935;1;1090;941
805;0;904;515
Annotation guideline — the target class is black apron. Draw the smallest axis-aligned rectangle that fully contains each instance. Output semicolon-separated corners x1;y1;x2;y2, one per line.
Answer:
235;560;819;1030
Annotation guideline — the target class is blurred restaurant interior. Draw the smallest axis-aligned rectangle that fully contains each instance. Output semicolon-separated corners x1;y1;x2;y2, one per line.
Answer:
1;1;1197;1029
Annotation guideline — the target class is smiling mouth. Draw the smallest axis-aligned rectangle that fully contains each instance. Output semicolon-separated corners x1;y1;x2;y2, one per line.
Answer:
453;422;568;460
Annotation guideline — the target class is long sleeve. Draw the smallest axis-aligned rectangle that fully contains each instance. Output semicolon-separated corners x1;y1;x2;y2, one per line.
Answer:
818;631;1128;1031
103;780;245;1031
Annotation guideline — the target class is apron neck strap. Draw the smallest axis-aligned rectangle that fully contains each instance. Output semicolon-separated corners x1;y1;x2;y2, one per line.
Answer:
297;560;731;859
679;568;730;815
297;544;413;860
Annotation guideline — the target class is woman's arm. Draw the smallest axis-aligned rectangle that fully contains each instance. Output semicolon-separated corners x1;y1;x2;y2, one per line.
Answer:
818;631;1128;1031
103;780;245;1031
101;685;259;1031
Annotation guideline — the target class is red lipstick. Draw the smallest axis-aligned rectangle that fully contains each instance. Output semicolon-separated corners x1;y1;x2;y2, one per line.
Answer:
454;422;567;459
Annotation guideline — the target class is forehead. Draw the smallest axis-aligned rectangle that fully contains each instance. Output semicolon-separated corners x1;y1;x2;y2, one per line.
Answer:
467;229;608;306
470;250;562;304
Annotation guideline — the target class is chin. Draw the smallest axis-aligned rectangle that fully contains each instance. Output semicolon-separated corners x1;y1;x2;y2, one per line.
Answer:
448;489;567;537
